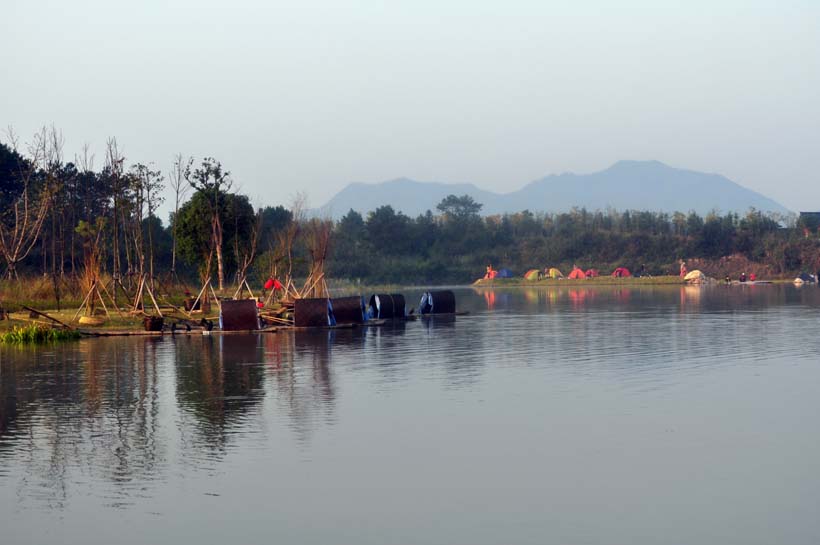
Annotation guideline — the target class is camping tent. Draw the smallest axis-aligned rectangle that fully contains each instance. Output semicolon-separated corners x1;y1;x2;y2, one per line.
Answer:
794;272;816;284
611;267;631;278
585;269;599;278
684;270;705;283
496;268;514;278
524;269;541;281
547;267;564;279
568;268;587;279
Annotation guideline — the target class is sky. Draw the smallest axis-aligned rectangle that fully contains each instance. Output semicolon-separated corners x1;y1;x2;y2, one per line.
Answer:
2;0;819;220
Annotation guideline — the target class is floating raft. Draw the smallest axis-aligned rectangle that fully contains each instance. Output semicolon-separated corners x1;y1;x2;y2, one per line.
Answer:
70;289;459;335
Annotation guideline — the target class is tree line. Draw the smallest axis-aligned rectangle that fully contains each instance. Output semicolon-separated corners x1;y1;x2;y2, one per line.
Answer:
329;196;819;283
2;127;819;294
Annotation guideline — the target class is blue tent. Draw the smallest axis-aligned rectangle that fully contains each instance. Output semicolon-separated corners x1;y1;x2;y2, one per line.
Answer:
496;268;514;278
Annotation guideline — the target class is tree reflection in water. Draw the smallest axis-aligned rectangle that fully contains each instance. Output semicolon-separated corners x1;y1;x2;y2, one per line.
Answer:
263;330;358;444
174;335;266;456
0;339;165;508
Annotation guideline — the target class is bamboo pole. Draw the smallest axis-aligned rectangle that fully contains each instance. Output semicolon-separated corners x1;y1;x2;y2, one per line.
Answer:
144;279;163;318
98;280;125;317
187;278;210;318
72;281;97;322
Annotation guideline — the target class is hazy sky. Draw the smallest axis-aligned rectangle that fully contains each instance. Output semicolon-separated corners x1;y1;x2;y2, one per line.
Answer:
3;0;819;218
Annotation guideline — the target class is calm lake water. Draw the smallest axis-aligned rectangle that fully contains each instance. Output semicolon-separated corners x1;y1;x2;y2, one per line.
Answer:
2;285;820;545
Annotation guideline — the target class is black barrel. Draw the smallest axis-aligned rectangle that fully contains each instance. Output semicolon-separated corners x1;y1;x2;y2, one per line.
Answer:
368;293;406;319
143;316;164;331
220;299;261;331
330;296;365;325
294;298;332;327
419;290;456;315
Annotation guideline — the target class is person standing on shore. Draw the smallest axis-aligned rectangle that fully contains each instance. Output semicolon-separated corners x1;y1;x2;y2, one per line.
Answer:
679;260;688;278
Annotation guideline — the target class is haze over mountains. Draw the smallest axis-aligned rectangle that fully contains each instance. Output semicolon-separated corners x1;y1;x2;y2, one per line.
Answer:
318;161;790;219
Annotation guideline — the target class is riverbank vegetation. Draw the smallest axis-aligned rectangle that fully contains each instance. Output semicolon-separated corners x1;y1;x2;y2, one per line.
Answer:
0;324;80;344
2;126;820;314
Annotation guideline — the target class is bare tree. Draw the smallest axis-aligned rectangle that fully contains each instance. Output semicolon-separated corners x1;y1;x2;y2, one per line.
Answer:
168;153;191;277
235;206;263;286
281;193;305;282
302;216;332;298
70;143;95;274
104;138;126;285
129;163;164;281
0;127;55;279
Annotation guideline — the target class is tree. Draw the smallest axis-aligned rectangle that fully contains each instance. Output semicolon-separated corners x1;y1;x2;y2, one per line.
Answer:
436;194;486;256
260;205;292;240
101;137;127;285
331;209;370;279
174;190;256;283
366;205;412;255
0;128;55;278
229;196;261;285
168;154;192;276
129;163;165;280
185;157;232;290
255;205;294;282
436;194;483;221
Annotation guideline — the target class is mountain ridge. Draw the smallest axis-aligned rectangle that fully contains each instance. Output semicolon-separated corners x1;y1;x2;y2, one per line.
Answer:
316;161;789;219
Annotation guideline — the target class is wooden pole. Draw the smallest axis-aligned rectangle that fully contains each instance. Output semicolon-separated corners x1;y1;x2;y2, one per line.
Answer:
187;278;210;318
72;281;97;322
132;275;146;312
98;280;125;317
144;280;163;318
95;287;111;317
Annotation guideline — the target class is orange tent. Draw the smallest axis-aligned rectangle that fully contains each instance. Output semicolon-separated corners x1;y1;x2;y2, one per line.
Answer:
568;268;587;279
612;267;631;278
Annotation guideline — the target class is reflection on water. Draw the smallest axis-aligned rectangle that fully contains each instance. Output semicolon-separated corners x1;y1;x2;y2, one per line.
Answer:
175;336;266;456
0;339;168;508
2;285;820;544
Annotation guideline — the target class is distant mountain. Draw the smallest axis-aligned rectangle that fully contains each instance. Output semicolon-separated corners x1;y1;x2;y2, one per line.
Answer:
317;161;790;218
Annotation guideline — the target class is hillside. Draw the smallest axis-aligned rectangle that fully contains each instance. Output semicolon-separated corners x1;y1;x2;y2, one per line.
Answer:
318;161;789;218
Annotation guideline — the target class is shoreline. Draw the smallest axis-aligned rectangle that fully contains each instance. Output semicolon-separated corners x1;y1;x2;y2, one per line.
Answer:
470;276;799;287
472;275;685;287
0;277;806;339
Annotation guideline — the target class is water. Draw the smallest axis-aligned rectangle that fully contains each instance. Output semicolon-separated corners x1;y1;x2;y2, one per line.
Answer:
2;285;820;545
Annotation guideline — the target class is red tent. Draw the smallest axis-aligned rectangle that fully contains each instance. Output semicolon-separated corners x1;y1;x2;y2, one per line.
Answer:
611;267;631;278
568;268;587;279
585;269;599;278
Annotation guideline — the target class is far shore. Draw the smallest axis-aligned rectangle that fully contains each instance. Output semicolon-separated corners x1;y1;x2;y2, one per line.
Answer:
470;275;797;287
473;275;683;287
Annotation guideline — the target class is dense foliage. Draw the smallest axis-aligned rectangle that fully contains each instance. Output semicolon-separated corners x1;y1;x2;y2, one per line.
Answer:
327;198;819;283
